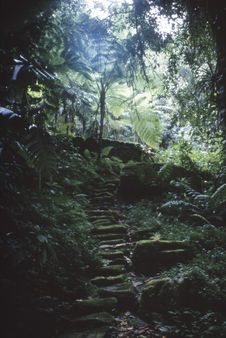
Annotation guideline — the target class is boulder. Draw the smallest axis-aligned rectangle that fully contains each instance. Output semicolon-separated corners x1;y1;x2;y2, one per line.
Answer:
73;137;147;162
132;239;192;274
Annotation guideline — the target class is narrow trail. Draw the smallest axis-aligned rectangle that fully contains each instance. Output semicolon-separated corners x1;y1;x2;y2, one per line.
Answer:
58;175;162;338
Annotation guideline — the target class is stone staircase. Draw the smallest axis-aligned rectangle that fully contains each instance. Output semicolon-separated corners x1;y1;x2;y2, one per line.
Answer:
58;175;194;337
58;176;136;337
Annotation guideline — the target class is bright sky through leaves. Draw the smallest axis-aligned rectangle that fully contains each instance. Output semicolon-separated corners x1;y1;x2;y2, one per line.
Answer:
84;0;177;36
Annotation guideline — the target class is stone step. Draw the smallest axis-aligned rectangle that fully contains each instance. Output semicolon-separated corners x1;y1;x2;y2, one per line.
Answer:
96;233;127;241
62;312;115;330
96;265;126;276
99;283;137;311
71;297;117;315
92;219;116;226
90;215;118;222
99;250;124;260
99;242;130;252
91;274;129;287
89;209;119;216
99;239;126;246
92;224;127;235
58;326;109;338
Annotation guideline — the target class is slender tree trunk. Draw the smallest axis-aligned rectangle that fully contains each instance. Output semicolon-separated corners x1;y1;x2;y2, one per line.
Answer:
98;80;106;161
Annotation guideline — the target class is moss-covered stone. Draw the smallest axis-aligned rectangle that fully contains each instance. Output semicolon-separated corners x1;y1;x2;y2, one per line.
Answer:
99;250;124;260
139;272;220;323
92;225;127;235
139;278;173;319
96;265;126;276
91;274;129;287
68;312;115;329
132;240;192;273
95;233;127;241
99;283;137;311
99;239;125;246
71;297;117;315
58;326;109;338
130;228;154;241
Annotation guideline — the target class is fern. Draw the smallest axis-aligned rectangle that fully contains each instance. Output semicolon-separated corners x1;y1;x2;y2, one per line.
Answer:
157;162;174;182
160;200;199;215
211;183;226;204
24;128;56;190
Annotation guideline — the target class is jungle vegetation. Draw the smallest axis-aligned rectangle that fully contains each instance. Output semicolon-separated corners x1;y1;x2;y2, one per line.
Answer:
0;0;226;337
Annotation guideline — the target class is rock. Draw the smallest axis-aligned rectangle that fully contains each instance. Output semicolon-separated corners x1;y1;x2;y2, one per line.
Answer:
119;162;161;201
99;250;124;260
132;240;192;274
73;137;146;163
58;326;109;338
99;239;125;246
99;282;137;311
96;265;126;276
64;312;115;330
139;277;174;318
95;233;127;241
130;228;154;242
139;271;224;323
92;224;127;235
91;274;129;287
71;297;117;315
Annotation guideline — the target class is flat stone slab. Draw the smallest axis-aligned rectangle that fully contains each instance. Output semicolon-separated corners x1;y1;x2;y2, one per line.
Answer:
67;312;115;329
92;225;127;235
99;283;136;310
71;297;117;315
91;274;129;287
96;233;127;241
99;250;124;260
99;239;125;246
96;265;126;276
58;326;109;338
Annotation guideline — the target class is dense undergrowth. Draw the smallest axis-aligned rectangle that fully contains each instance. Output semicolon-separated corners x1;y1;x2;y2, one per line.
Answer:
125;174;226;337
0;135;112;337
1;129;226;337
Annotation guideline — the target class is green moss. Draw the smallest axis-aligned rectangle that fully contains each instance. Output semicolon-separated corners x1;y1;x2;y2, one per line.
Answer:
92;225;127;235
71;297;117;315
71;312;115;329
91;274;129;287
96;265;126;276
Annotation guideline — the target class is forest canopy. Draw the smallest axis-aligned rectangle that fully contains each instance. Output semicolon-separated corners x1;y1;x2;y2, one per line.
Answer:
1;0;226;152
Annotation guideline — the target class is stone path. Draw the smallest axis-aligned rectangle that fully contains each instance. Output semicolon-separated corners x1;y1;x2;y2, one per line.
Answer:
58;176;192;337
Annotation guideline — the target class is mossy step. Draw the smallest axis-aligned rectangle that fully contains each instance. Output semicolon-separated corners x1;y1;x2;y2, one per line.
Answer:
91;196;115;202
92;219;116;226
90;215;117;221
96;233;127;241
108;258;127;266
99;250;124;260
71;297;117;315
96;265;126;276
89;209;119;216
99;239;125;246
92;191;114;197
64;312;115;330
92;225;127;235
99;283;136;311
99;243;128;251
91;274;129;287
58;326;109;338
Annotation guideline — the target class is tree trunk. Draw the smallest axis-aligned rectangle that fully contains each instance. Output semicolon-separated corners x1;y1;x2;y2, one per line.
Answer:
98;80;106;161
